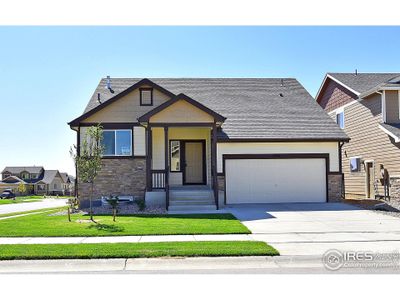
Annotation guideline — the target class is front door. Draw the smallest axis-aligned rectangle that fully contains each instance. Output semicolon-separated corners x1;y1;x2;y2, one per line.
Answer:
184;141;205;184
366;162;375;199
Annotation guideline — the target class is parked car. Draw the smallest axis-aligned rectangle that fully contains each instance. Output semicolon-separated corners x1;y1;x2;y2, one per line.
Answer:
0;190;16;199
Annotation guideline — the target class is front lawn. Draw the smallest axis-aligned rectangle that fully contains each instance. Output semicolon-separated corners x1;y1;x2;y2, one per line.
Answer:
0;196;44;205
0;241;278;260
0;209;250;236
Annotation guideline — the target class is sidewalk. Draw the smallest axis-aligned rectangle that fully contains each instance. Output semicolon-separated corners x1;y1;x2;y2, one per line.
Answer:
0;256;398;274
0;234;253;244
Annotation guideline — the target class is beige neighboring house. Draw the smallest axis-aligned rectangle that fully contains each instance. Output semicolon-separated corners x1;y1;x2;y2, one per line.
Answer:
69;77;348;211
316;72;400;203
0;166;44;195
60;172;74;196
34;170;65;195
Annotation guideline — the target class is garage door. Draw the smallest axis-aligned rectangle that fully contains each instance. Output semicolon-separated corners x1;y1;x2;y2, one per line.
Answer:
225;157;327;204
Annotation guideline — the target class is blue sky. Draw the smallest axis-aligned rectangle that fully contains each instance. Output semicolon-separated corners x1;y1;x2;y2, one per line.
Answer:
1;26;400;175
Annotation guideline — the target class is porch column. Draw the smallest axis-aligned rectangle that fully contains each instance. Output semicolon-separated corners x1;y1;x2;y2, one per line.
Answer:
164;126;169;210
146;125;152;191
212;123;219;209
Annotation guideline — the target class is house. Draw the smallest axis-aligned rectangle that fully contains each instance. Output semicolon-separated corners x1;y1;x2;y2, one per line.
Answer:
69;77;348;210
60;172;74;195
316;72;400;203
0;166;72;196
34;170;65;195
0;166;44;194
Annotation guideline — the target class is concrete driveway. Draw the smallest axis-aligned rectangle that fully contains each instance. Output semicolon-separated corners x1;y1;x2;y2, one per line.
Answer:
226;203;400;255
0;198;67;215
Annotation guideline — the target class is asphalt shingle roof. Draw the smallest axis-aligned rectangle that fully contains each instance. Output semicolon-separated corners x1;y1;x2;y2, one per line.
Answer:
79;78;348;141
328;73;400;95
38;170;59;184
2;166;44;174
380;123;400;141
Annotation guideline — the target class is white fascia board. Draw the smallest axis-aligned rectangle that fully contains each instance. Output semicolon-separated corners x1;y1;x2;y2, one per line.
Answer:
378;124;400;143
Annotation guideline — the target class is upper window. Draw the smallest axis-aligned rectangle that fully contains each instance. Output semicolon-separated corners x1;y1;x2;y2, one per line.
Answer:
21;172;29;179
31;174;37;179
170;141;181;172
350;157;361;173
140;88;153;106
102;130;132;156
336;111;345;129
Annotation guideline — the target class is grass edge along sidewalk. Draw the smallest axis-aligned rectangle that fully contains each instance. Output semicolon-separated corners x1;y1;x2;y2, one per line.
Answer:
0;241;279;260
0;210;250;237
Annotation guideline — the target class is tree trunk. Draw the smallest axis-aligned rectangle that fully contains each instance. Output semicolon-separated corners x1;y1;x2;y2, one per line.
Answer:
67;207;71;222
113;208;116;222
89;182;94;222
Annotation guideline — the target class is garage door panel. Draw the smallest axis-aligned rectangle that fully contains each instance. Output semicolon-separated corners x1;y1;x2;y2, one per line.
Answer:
225;158;326;204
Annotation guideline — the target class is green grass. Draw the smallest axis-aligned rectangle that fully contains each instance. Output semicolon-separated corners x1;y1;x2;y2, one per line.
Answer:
0;196;44;205
0;210;250;237
0;241;278;260
0;208;63;219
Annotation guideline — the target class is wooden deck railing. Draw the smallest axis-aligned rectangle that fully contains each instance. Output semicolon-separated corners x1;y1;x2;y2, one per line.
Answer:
151;169;166;189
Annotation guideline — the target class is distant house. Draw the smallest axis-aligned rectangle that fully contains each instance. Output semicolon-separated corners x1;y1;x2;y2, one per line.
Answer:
60;172;74;195
0;166;73;196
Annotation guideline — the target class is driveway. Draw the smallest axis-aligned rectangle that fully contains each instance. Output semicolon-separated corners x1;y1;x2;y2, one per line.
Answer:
226;203;400;255
0;198;67;215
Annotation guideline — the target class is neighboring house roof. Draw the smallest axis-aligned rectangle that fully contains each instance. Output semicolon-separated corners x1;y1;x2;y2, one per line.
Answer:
70;78;349;141
59;172;70;183
36;170;60;184
0;176;27;184
2;166;44;174
379;123;400;143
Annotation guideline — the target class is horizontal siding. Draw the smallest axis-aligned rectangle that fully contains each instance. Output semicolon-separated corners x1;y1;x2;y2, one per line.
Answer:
340;93;400;198
133;126;146;156
82;87;171;123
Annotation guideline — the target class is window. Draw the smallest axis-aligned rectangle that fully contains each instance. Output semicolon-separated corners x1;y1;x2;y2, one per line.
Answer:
3;173;10;179
37;184;45;191
170;141;181;172
21;172;29;179
31;174;37;179
350;157;361;173
54;183;57;189
336;111;345;129
102;130;132;156
140;88;153;106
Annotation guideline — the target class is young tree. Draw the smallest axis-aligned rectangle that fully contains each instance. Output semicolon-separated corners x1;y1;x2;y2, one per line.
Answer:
66;197;79;222
17;183;27;195
105;195;119;222
70;125;104;222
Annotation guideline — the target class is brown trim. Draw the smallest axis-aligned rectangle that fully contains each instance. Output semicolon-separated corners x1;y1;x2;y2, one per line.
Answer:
68;78;176;126
212;123;219;209
139;88;153;106
181;140;207;185
78;122;139;129
148;122;215;127
138;93;226;123
146;125;153;191
75;127;80;198
164;127;169;210
222;153;330;203
217;138;350;143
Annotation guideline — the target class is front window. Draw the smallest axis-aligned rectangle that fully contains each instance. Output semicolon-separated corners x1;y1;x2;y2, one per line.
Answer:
37;184;45;191
102;130;132;156
170;140;181;172
336;111;344;129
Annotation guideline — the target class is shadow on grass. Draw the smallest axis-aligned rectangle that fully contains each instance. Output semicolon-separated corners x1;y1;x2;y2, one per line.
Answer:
88;223;124;233
92;213;237;220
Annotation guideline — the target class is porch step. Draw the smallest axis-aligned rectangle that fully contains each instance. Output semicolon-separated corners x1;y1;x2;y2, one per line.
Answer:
168;188;216;211
168;204;217;212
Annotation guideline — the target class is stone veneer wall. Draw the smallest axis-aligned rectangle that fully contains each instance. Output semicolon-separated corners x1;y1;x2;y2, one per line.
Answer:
78;158;146;207
389;176;400;208
328;173;343;202
217;175;225;192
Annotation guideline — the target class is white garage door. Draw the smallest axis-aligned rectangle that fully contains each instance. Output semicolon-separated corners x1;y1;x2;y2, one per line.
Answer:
225;158;327;204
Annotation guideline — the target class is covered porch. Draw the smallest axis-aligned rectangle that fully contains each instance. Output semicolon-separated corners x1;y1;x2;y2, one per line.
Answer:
137;93;226;211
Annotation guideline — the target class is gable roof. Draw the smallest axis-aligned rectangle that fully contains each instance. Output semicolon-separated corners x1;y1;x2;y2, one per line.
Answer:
59;172;70;183
1;176;27;184
138;93;226;123
70;77;349;141
2;166;44;174
317;73;400;101
37;170;60;184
